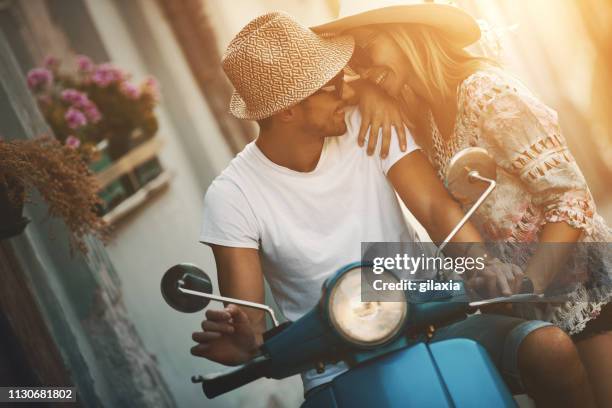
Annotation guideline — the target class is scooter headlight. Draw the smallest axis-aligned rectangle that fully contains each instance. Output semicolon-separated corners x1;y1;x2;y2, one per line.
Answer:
327;265;407;347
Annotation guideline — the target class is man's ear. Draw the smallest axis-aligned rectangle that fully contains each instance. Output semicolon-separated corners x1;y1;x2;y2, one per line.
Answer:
277;105;300;123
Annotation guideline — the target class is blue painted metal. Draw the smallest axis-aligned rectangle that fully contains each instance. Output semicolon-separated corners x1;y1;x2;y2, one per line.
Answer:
332;343;454;407
301;340;516;408
206;262;517;406
301;384;339;408
429;339;516;407
297;263;516;408
261;308;343;379
349;336;412;365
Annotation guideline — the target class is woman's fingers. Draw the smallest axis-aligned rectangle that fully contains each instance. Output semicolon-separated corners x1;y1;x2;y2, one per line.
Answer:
504;266;517;294
497;273;512;296
496;266;512;297
466;275;485;297
511;265;525;293
395;121;407;152
486;271;498;298
367;122;381;155
380;122;391;158
358;114;370;147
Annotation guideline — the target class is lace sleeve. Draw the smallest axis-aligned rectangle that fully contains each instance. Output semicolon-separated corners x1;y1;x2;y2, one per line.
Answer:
474;75;595;234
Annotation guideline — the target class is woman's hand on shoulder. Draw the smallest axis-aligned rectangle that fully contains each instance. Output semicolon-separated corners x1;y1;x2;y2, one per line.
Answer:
354;80;412;158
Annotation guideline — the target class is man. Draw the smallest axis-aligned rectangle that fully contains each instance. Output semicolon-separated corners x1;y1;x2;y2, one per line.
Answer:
193;12;595;407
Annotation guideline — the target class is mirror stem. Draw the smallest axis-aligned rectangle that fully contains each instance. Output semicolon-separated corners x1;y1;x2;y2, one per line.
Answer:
436;171;496;279
178;283;280;327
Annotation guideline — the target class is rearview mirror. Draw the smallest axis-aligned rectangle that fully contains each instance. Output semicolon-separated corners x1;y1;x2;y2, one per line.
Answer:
435;148;498;266
161;263;213;313
444;147;497;205
161;263;281;326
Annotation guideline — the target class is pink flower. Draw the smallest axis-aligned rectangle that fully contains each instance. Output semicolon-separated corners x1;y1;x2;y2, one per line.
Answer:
61;89;102;123
92;63;125;87
120;81;140;99
37;94;52;106
76;55;94;73
84;104;102;123
43;55;59;70
26;68;53;89
65;107;87;129
65;135;81;149
61;89;88;106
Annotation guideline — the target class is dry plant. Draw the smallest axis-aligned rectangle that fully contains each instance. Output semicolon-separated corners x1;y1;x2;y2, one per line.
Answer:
0;136;109;254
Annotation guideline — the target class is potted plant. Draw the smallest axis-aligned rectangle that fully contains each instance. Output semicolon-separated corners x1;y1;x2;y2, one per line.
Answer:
27;55;160;161
0;136;108;253
0;175;29;239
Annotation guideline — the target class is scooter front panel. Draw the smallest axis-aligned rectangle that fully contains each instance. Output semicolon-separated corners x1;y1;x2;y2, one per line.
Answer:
429;339;516;407
301;339;517;408
310;343;454;407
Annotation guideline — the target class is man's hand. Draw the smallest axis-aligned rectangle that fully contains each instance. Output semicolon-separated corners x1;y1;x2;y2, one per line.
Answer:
191;304;262;366
466;258;524;298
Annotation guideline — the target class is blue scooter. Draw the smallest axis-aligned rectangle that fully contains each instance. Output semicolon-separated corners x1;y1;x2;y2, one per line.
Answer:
161;148;528;407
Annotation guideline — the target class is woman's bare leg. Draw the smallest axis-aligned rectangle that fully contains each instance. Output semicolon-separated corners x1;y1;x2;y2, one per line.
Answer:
518;326;596;408
576;330;612;407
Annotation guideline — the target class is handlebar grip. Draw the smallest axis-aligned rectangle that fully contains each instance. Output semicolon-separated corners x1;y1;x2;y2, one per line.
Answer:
202;355;270;398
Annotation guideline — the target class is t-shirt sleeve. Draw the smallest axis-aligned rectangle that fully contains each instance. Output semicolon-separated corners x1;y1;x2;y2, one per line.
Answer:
380;125;420;175
199;179;260;249
345;106;421;175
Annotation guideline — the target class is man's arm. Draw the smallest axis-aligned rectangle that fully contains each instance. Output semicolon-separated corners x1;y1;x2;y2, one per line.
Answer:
190;245;266;366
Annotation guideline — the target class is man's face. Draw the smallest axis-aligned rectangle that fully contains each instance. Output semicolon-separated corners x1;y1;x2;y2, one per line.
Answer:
297;72;348;137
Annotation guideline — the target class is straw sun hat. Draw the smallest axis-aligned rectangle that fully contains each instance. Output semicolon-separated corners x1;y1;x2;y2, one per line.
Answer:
311;0;481;48
222;12;354;121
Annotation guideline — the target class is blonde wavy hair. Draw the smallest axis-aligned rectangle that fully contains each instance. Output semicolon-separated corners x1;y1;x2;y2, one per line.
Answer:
356;24;499;104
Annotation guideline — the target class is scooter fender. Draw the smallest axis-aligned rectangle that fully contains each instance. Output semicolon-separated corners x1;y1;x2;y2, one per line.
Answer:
301;339;516;408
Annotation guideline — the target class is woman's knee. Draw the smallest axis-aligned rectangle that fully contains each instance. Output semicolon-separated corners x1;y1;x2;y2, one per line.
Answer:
518;326;585;387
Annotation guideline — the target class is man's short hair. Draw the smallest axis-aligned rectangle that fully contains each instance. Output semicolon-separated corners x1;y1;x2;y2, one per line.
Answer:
256;116;273;130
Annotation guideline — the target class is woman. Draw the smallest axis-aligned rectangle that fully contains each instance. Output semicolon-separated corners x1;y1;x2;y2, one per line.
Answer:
313;1;612;406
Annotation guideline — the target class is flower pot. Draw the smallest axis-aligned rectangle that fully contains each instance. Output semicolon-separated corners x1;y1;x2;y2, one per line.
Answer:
0;179;30;240
107;135;131;160
107;129;151;161
88;140;128;214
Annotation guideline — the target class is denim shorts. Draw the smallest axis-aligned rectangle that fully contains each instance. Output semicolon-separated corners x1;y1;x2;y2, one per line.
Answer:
432;313;552;393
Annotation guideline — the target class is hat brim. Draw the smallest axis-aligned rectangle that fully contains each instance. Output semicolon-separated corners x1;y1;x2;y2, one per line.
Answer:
229;34;355;121
311;4;480;48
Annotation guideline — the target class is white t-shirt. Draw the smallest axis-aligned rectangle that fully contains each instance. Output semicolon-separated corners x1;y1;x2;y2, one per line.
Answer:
200;106;420;391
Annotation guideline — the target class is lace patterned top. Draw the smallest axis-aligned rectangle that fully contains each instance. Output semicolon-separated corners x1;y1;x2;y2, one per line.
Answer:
429;68;612;335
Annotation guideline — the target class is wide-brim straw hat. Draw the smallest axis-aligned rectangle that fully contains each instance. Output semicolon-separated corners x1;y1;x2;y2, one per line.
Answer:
311;0;481;48
222;12;354;121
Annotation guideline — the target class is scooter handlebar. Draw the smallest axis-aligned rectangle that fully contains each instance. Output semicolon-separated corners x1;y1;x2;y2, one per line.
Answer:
201;355;270;398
